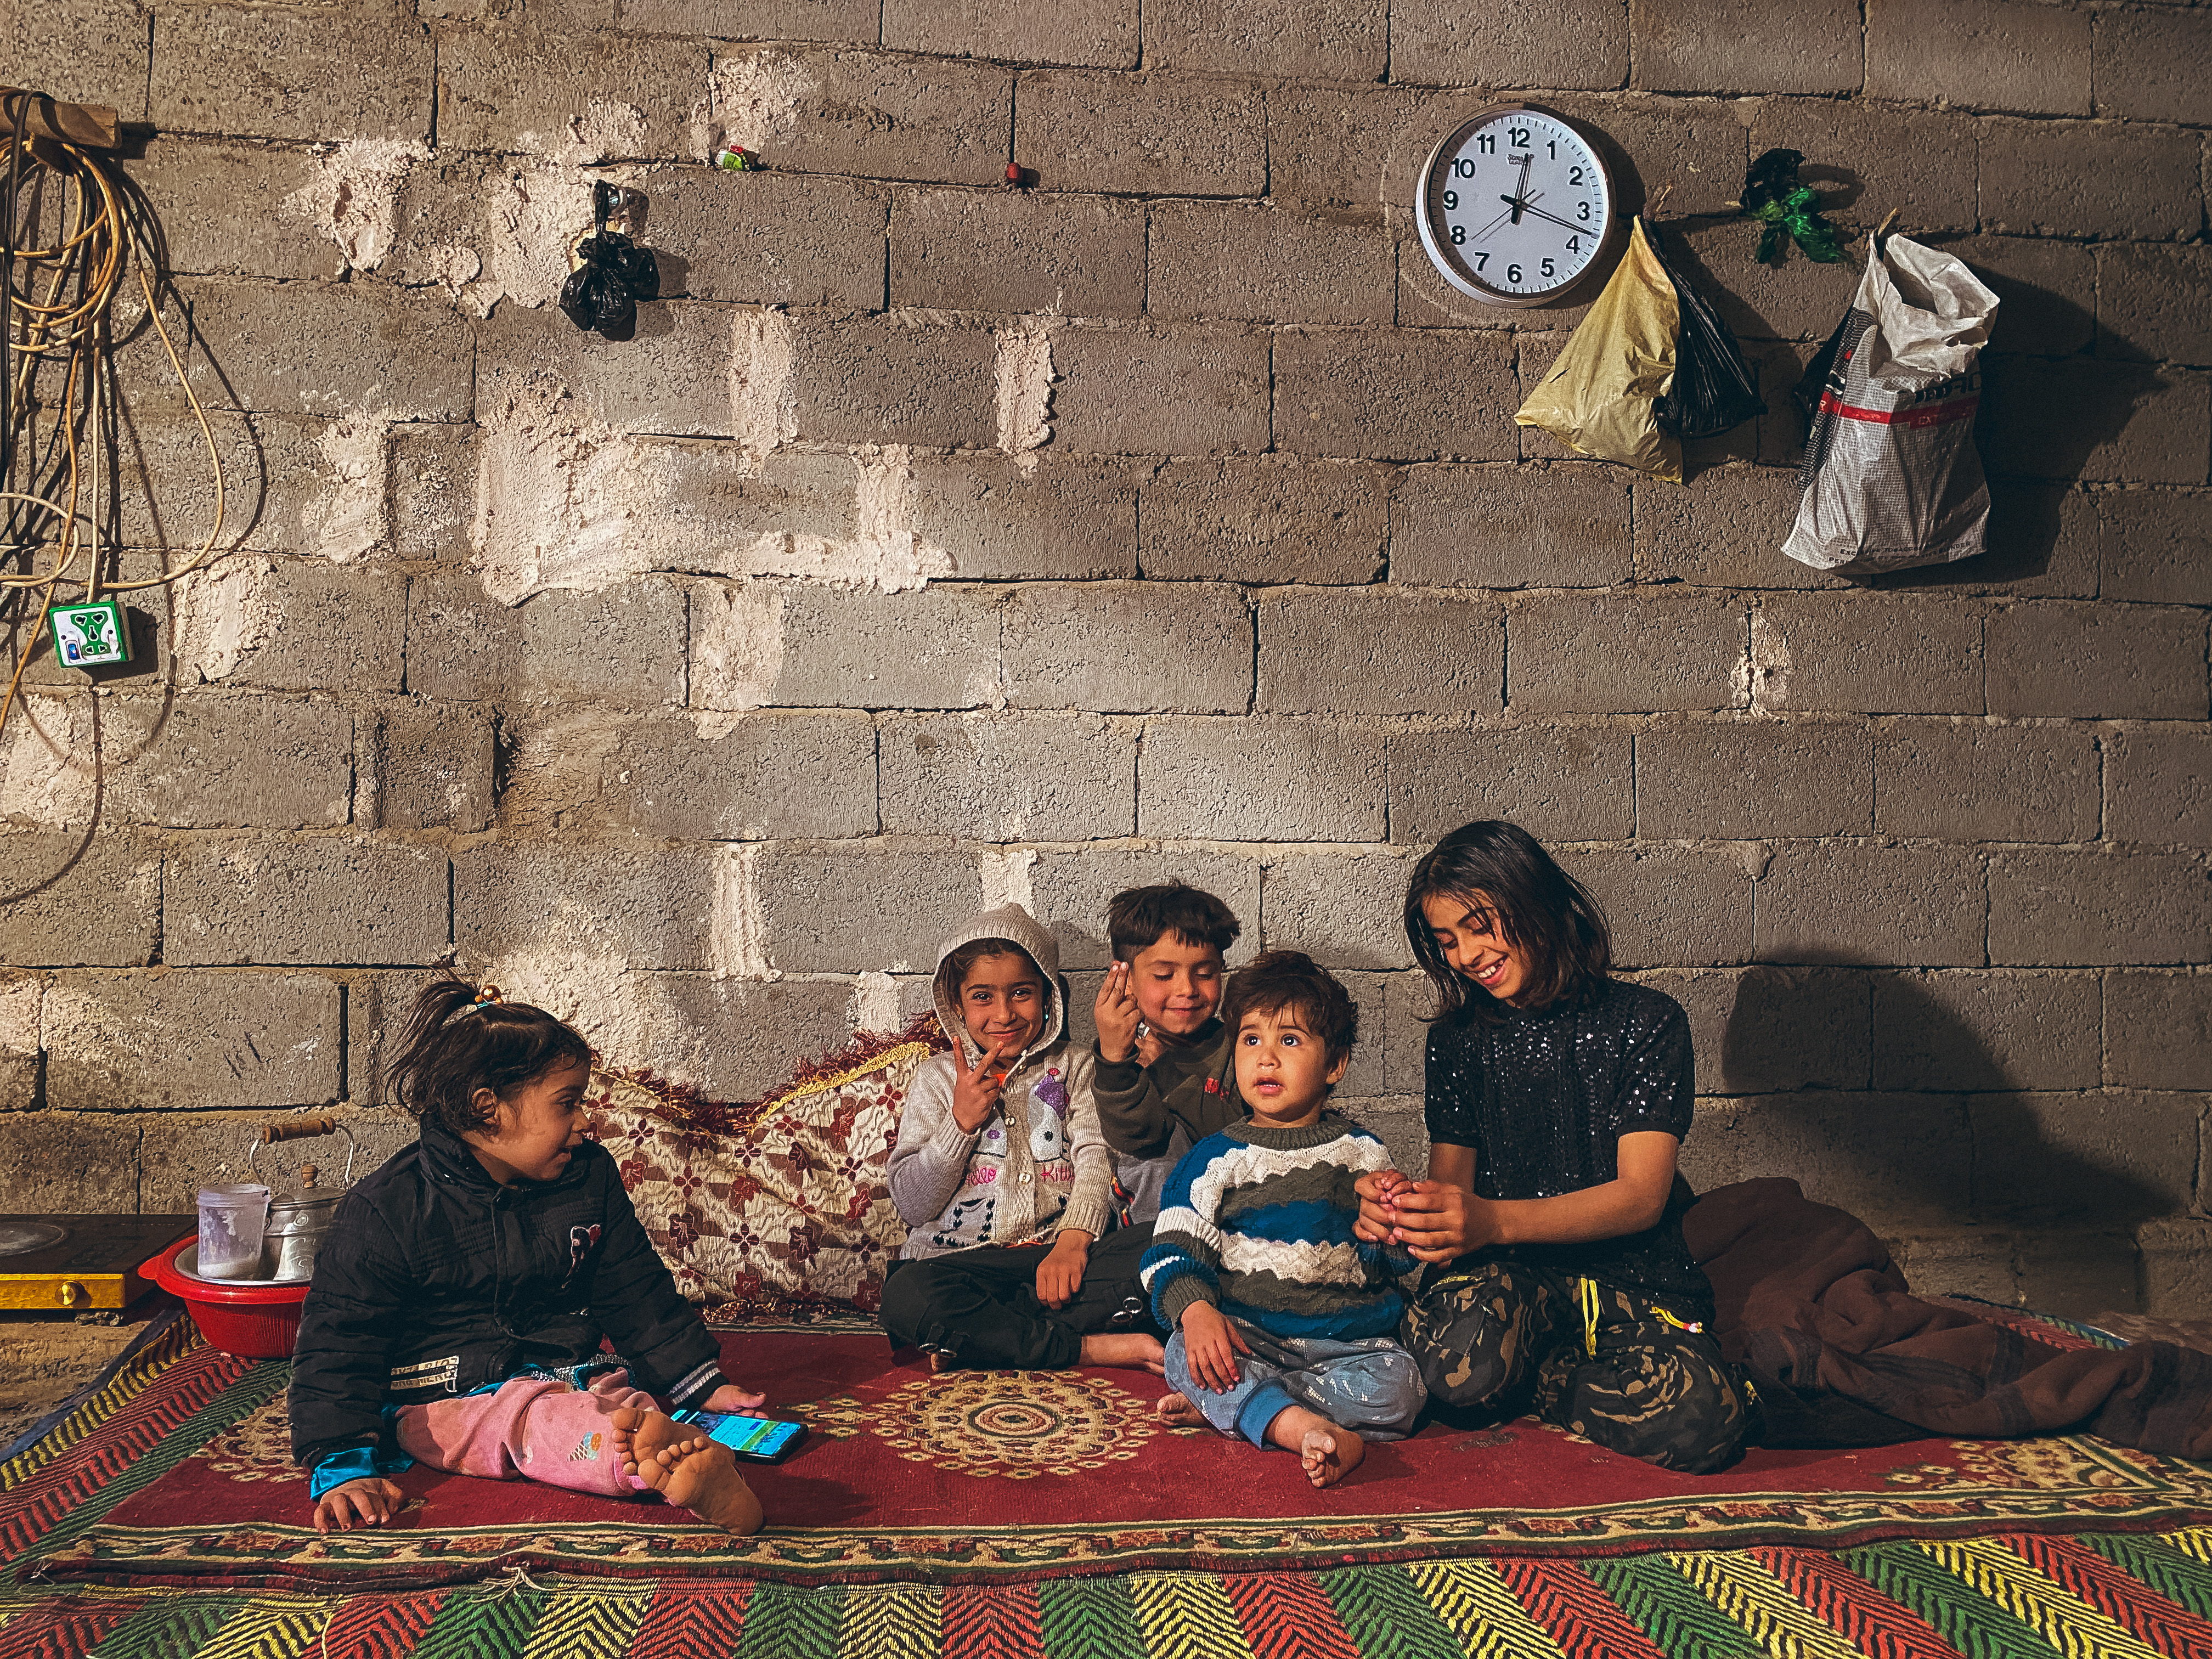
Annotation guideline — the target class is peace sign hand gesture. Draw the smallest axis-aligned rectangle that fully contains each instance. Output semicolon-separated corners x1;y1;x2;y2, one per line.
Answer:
950;1035;1015;1134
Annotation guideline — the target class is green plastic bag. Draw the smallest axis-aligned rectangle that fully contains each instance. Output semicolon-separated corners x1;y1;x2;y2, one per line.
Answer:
1514;218;1681;482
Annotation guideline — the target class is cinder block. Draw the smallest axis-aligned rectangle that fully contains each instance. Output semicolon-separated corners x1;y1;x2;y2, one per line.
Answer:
1639;721;1872;840
7;0;150;116
1018;71;1265;198
1887;482;2098;602
650;170;887;309
2011;1229;2144;1320
1261;851;1419;969
1539;94;1748;219
1511;592;1746;715
1325;973;1399;1098
153;4;432;142
1634;965;1870;1093
1051;327;1270;458
1871;970;2100;1092
715;48;1011;187
1747;105;1977;235
691;582;1002;713
2107;728;2210;848
104;409;327;561
1387;724;1634;845
341;969;437;1106
782;315;1002;450
1630;0;1859;93
0;977;35;1110
1971;1091;2196;1222
2102;491;2212;607
905;456;1139;582
2095;9;2212;126
1024;846;1262;970
1276;330;1517;463
172;560;407;695
391;425;478;563
0;833;160;967
1873;721;2098;844
1147;204;1394;327
1634;466;1829;590
1002;582;1249;714
132;140;345;281
2107;972;2212;1092
754;847;985;973
1668;221;1862;345
1750;596;1982;715
409;575;687;709
1139;718;1386;842
1559;844;1753;968
1141;0;1384;78
181;281;471;423
437;26;701;156
883;0;1137;66
1141;459;1387;585
2098;244;2212;369
2140;1216;2212;1319
0;1114;139;1214
599;444;861;574
141;1106;419;1217
603;974;865;1101
1980;119;2200;241
1390;0;1628;88
456;843;723;971
369;703;496;834
1925;236;2096;359
42;972;341;1111
1268;85;1423;208
476;301;741;440
1685;1093;1973;1232
1984;602;2206;720
1985;359;2210;486
1380;973;1436;1094
880;714;1137;840
893;189;1143;318
1989;849;2212;967
1886;1228;2022;1304
1756;843;1985;968
1257;589;1503;718
167;839;448;967
619;0;878;41
1393;464;1632;589
1865;0;2089;115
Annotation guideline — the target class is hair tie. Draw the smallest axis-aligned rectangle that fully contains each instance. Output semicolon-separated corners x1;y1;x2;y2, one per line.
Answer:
468;984;505;1014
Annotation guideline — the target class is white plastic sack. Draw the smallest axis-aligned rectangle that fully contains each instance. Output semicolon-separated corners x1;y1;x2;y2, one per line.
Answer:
1782;234;1999;574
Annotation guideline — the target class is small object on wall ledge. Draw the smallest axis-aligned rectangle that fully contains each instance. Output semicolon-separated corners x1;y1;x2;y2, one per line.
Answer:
713;145;761;171
560;182;660;340
0;87;118;150
1737;148;1845;267
1002;162;1035;189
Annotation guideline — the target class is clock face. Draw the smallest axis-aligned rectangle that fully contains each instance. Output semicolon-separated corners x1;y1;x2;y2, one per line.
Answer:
1417;107;1616;306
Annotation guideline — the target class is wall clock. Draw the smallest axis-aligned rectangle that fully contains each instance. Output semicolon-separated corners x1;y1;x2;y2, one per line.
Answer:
1415;105;1621;308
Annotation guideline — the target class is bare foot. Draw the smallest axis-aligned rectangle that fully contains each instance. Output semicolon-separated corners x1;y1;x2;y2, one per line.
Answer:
1153;1391;1208;1428
636;1440;764;1536
1265;1404;1366;1489
610;1407;707;1482
1081;1333;1167;1375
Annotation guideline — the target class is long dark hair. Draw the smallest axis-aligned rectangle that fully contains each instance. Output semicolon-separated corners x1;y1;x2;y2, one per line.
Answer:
1403;821;1612;1023
386;977;593;1139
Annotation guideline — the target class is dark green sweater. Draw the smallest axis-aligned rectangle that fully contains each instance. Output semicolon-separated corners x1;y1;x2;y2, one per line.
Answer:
1093;1019;1244;1160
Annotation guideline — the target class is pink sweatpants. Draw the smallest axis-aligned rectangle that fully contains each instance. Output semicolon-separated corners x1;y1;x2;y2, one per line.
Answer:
392;1369;653;1498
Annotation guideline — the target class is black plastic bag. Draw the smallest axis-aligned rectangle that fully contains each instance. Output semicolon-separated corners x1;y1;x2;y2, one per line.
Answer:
1647;228;1765;442
560;184;660;341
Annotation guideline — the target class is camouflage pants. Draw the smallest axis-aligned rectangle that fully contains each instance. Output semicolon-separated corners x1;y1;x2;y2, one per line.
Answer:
1402;1257;1749;1474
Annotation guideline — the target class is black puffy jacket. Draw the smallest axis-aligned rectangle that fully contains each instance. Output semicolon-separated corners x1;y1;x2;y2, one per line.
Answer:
287;1118;724;1471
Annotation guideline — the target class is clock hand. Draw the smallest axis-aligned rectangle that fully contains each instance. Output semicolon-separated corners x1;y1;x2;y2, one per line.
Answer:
1468;200;1520;244
1517;200;1590;237
1508;154;1533;223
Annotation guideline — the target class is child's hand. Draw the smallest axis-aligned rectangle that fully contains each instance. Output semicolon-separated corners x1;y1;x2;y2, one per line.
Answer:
1352;1170;1408;1243
701;1381;769;1413
1035;1230;1091;1309
312;1476;405;1536
950;1035;1015;1133
1179;1301;1249;1393
1094;963;1142;1064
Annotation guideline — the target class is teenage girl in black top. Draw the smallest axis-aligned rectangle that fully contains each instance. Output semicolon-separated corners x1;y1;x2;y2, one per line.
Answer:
1355;820;1751;1472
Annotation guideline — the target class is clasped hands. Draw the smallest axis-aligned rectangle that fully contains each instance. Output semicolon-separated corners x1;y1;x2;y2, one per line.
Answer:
1353;1170;1498;1264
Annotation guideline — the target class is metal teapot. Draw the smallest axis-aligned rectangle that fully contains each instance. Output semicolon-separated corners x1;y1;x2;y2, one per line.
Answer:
246;1115;357;1282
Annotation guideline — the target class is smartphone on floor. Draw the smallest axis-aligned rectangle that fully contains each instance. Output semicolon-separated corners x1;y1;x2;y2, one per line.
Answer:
671;1408;808;1464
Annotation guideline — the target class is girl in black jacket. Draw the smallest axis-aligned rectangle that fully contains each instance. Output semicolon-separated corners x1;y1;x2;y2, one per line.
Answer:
290;979;766;1534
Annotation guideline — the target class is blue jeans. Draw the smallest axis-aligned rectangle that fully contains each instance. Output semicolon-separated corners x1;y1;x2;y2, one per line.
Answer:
1165;1319;1426;1447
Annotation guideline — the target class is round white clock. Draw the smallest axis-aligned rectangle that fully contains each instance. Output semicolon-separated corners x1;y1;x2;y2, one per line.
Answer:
1415;105;1620;308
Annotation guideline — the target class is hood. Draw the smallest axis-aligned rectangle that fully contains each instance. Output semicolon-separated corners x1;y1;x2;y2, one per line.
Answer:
931;903;1065;1067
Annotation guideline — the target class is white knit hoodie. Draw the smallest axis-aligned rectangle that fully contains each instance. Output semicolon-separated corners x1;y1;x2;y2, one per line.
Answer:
888;904;1111;1260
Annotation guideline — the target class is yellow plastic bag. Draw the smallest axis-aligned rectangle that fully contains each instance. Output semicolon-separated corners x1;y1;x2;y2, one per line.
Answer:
1514;218;1681;482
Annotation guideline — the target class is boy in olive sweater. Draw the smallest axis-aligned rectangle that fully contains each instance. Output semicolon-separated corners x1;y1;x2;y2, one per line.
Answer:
1092;884;1248;1221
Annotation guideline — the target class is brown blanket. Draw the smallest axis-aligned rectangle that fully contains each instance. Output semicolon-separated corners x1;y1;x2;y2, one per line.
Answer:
1686;1177;2212;1456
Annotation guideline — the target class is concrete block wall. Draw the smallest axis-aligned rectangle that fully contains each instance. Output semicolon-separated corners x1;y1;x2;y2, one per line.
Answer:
2;0;2208;1317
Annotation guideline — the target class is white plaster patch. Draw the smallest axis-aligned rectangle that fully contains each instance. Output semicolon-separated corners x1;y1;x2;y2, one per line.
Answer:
283;139;427;272
995;323;1059;466
0;696;92;826
976;847;1037;916
712;844;772;980
176;557;277;682
694;51;811;161
565;100;650;165
735;449;949;591
482;948;651;1057
441;158;599;318
1748;613;1790;707
301;410;394;563
853;970;901;1035
471;373;642;605
689;582;787;712
731;309;797;461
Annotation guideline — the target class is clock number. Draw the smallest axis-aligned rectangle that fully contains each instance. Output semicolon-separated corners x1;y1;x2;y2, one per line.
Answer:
1454;157;1477;177
1442;190;1458;210
1578;201;1591;221
1509;127;1530;148
1507;263;1522;284
1547;140;1557;158
1569;167;1584;185
1475;135;1494;155
1567;236;1581;252
1542;258;1555;279
1450;225;1465;245
1474;253;1489;270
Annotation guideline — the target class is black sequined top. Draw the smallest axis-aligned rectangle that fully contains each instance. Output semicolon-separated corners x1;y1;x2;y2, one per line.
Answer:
1423;978;1714;1319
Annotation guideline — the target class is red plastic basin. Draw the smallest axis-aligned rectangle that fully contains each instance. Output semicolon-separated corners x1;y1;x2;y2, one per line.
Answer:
143;1243;308;1359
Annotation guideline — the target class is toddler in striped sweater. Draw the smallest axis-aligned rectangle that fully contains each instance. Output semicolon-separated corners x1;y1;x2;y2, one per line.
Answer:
1141;951;1425;1488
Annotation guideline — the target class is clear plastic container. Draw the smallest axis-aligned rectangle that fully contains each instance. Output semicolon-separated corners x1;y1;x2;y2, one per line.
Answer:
196;1183;271;1280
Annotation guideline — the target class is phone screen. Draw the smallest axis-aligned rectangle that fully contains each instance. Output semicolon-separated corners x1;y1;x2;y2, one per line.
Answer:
674;1410;806;1462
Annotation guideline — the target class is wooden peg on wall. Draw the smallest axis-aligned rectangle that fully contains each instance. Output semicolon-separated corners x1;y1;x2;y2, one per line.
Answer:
0;88;121;151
